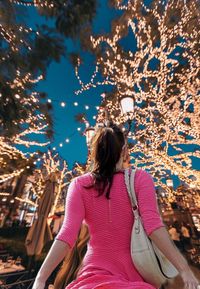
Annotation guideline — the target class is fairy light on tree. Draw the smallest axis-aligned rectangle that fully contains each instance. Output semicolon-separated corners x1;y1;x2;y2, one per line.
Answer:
29;151;73;216
74;0;200;195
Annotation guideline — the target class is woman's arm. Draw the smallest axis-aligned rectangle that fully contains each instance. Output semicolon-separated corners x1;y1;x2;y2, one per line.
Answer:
33;178;85;289
149;227;199;288
32;240;70;289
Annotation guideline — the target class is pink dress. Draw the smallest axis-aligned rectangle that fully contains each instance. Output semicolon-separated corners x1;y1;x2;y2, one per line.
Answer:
56;169;164;289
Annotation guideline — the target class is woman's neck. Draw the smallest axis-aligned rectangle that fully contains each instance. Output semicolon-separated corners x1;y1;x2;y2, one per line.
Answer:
115;159;131;171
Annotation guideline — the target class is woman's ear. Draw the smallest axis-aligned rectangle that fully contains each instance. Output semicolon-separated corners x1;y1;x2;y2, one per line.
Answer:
123;146;130;163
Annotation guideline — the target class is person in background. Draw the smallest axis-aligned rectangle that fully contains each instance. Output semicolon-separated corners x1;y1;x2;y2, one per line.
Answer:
168;223;181;250
32;122;199;289
181;222;191;252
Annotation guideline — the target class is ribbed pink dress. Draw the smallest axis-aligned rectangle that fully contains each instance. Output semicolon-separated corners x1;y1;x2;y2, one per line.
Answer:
56;169;165;289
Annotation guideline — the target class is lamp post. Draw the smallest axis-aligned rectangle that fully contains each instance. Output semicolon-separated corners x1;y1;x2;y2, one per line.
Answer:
166;178;174;209
120;96;134;115
85;127;95;149
84;126;95;172
119;96;134;133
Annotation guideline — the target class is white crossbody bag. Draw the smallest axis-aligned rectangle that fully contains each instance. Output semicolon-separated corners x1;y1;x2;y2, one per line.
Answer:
124;168;178;288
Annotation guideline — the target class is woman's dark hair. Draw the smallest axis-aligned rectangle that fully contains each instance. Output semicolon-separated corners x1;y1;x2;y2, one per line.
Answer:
89;122;125;199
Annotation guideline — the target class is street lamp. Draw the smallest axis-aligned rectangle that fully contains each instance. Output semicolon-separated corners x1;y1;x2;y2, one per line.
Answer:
166;178;176;211
119;96;134;133
120;96;134;115
85;127;95;147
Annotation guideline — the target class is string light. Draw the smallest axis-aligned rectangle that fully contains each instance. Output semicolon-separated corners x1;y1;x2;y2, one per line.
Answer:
0;168;25;184
10;0;55;8
0;193;10;196
60;102;66;107
15;197;38;207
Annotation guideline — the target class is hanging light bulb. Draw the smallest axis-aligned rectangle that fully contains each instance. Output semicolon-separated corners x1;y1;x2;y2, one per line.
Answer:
60;102;66;107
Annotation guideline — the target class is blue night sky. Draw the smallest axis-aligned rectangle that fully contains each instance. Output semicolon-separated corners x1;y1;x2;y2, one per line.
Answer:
26;1;122;168
25;1;199;178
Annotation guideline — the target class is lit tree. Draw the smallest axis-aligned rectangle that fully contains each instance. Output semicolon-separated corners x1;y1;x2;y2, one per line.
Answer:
0;1;64;136
9;0;97;38
0;139;29;183
30;151;72;216
0;107;51;183
0;0;97;181
0;0;97;135
75;0;200;193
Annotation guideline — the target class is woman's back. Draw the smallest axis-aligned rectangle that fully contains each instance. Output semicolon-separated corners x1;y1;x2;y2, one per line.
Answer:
33;122;199;289
56;168;164;286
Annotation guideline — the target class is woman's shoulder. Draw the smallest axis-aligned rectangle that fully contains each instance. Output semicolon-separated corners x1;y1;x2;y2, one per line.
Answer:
75;172;93;186
135;168;153;183
135;168;151;176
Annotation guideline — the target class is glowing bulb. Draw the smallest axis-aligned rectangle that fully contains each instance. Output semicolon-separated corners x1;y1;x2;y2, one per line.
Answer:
77;127;81;131
74;102;78;106
47;99;52;103
85;105;89;110
65;139;70;143
59;143;63;147
61;102;66;107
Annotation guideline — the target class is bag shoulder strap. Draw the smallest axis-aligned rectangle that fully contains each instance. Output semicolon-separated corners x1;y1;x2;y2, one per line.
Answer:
124;168;138;211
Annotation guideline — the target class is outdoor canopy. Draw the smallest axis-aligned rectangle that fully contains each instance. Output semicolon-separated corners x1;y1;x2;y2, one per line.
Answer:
25;178;56;256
